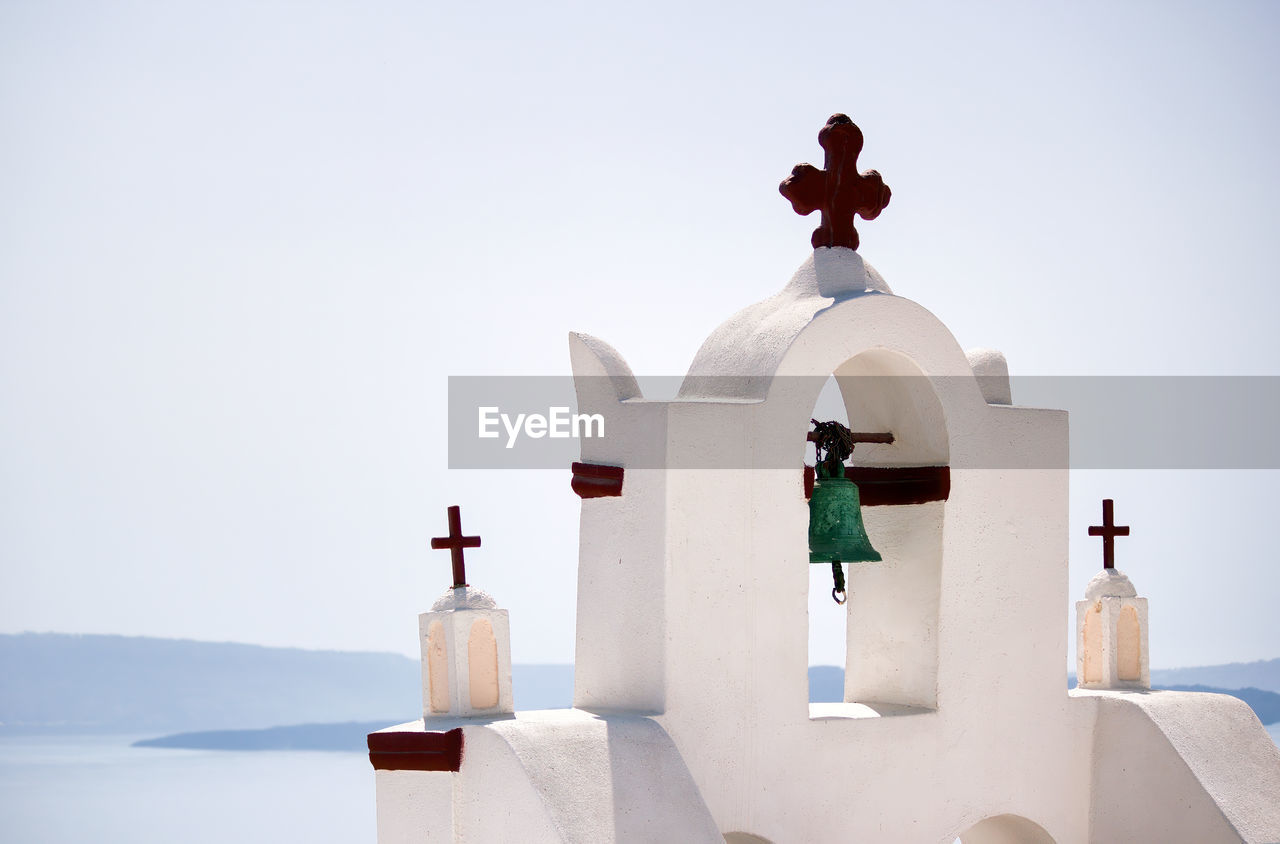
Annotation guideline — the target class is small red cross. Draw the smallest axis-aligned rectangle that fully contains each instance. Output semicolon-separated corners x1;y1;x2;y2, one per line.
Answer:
1088;499;1130;570
780;114;892;251
430;505;480;588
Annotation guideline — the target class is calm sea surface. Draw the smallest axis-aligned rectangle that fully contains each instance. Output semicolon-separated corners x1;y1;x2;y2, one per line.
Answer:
3;728;1279;842
0;734;374;843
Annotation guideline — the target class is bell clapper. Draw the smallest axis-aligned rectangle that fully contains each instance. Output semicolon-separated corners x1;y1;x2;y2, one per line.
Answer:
831;560;847;605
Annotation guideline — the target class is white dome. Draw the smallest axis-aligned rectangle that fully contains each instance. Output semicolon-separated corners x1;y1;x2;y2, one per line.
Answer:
1084;569;1138;600
431;585;498;611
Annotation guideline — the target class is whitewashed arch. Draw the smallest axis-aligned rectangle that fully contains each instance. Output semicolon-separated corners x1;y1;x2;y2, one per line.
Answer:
956;813;1056;844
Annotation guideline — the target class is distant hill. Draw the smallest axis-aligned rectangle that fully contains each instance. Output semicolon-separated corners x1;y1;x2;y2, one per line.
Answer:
4;633;1274;738
1153;685;1280;725
0;633;574;733
0;633;419;733
134;721;388;751
134;666;846;751
136;675;1280;753
1151;659;1280;693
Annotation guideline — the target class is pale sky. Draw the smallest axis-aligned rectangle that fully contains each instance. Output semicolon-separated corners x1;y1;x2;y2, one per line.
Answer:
2;1;1278;670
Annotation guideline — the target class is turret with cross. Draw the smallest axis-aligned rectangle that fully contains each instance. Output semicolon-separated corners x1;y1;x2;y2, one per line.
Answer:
417;505;515;718
1076;498;1149;690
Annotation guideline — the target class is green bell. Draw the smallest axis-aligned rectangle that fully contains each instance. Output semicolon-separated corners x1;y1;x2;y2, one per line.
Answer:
808;460;882;566
807;418;887;604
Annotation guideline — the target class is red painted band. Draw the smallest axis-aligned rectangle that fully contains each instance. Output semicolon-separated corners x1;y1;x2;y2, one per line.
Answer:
804;464;950;506
571;462;624;498
367;728;463;772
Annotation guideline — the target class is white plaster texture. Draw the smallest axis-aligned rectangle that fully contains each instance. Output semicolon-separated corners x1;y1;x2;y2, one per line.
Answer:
1075;688;1280;842
568;332;667;713
374;769;451;844
374;711;722;843
419;597;513;719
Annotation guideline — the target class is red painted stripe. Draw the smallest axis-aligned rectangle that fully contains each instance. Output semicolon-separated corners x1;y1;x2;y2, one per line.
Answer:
571;462;624;498
367;728;463;772
804;465;950;506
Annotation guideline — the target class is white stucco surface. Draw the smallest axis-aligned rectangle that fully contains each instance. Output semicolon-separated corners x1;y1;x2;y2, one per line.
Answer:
1076;688;1280;842
374;711;722;843
374;769;452;844
966;347;1012;405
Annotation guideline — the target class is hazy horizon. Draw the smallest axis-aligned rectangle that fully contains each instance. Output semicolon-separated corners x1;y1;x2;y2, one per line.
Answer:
5;629;1278;674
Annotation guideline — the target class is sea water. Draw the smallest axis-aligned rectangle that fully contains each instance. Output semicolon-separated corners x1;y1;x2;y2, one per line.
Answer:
0;734;373;843
3;729;1279;842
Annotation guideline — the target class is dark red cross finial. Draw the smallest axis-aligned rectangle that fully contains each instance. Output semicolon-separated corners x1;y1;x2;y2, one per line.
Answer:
780;114;892;251
1088;498;1130;570
430;505;480;588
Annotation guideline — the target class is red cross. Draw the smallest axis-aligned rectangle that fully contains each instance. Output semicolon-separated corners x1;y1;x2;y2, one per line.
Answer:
779;114;892;251
1088;499;1130;570
430;505;480;588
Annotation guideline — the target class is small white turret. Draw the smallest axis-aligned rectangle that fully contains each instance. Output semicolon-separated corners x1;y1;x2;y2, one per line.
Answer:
420;585;513;718
422;506;514;718
1076;499;1149;690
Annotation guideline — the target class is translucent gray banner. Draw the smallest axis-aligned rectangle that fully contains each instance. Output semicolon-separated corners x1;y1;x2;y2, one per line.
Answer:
446;376;1280;470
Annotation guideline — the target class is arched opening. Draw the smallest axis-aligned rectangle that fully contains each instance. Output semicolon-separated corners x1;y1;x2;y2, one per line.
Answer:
807;375;853;702
955;814;1056;843
427;620;450;713
1082;603;1102;685
468;618;499;709
1117;604;1140;682
806;349;948;714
